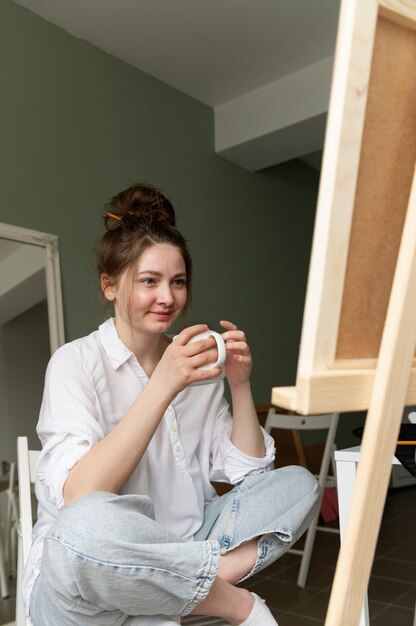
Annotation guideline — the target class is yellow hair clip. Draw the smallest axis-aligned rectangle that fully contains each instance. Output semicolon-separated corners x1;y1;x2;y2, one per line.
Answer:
105;211;122;222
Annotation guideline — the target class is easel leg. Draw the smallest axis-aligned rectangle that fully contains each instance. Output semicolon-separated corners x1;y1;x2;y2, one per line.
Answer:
325;168;416;626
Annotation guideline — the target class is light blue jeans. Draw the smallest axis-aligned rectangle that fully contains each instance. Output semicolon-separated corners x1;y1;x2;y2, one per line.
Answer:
29;467;319;625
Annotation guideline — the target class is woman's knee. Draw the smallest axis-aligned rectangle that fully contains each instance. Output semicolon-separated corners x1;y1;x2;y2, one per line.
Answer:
68;491;155;520
268;465;320;505
288;465;319;490
49;491;157;550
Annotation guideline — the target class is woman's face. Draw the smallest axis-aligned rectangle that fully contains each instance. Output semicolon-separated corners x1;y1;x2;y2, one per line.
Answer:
104;243;187;337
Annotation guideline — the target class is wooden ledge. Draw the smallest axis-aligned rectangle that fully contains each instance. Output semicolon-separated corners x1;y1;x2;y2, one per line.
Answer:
272;368;416;415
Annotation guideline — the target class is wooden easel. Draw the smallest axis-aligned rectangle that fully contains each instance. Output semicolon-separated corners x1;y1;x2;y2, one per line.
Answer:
325;165;416;626
271;2;416;624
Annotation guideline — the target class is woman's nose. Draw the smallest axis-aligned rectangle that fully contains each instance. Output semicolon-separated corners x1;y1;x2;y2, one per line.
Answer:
157;284;174;304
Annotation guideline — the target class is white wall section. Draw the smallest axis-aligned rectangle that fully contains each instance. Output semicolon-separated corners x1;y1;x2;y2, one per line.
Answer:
215;57;334;171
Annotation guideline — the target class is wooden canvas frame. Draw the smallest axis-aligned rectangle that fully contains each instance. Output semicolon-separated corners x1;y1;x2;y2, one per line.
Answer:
271;2;416;624
272;0;416;415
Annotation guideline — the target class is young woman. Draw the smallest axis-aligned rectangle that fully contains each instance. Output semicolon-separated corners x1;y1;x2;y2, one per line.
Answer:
24;183;319;626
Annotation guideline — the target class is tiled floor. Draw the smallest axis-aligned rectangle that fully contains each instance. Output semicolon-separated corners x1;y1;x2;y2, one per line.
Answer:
1;485;415;625
238;484;416;626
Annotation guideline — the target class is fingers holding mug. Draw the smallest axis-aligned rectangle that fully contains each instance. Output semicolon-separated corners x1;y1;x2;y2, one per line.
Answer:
187;330;226;371
171;326;226;386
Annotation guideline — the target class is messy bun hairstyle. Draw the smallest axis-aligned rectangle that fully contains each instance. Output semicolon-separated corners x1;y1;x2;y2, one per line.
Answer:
96;183;192;313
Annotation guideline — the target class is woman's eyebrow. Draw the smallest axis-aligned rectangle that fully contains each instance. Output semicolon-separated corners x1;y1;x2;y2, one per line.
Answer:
137;270;186;277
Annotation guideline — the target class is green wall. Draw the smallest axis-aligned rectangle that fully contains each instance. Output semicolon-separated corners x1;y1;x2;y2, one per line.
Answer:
0;0;319;405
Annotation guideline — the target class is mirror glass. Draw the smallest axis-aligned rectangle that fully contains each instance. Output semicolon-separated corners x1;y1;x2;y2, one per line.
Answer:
0;238;50;459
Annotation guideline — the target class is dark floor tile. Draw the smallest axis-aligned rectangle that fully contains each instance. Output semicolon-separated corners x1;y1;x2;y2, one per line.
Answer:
377;528;412;551
369;599;392;620
380;502;409;520
313;544;339;566
251;578;322;612
375;534;399;557
384;486;416;511
379;516;416;538
382;538;416;562
368;575;414;604
371;605;415;626
381;509;416;526
290;589;329;621
309;530;340;554
271;559;335;591
264;552;302;577
371;557;416;583
277;612;324;625
394;586;416;610
292;595;402;625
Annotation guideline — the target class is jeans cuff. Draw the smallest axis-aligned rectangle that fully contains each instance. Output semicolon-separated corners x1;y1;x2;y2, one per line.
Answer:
180;540;220;616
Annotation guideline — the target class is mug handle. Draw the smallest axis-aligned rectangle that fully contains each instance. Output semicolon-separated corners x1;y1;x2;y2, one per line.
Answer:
208;331;226;368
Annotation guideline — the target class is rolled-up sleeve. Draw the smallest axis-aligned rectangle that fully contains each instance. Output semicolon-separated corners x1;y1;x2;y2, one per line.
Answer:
36;344;105;510
209;397;276;484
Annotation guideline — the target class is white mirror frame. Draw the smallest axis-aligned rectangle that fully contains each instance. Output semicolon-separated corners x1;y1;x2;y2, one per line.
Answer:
0;222;65;353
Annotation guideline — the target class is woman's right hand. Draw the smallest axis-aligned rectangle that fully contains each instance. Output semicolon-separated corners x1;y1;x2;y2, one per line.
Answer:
151;324;224;395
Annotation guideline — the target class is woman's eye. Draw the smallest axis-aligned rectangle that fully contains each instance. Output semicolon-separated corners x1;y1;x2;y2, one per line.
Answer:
173;279;186;287
141;278;156;285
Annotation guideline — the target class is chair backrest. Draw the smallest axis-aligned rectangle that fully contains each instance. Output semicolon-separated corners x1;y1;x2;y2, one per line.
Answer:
5;460;19;579
265;410;337;431
16;436;40;626
264;408;340;485
17;437;39;568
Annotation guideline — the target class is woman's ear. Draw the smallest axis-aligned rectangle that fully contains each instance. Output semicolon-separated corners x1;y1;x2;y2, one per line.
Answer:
101;273;116;301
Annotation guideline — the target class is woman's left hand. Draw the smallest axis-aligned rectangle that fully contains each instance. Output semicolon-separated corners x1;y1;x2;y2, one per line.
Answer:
219;320;252;387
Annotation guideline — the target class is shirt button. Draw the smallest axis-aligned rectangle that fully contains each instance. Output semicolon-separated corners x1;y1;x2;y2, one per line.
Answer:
171;425;177;433
175;445;182;454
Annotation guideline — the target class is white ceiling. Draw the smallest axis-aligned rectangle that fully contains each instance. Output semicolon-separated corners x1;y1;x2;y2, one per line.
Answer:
14;0;341;169
14;0;340;107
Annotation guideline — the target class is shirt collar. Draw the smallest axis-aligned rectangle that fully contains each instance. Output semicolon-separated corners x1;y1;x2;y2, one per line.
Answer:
98;318;134;370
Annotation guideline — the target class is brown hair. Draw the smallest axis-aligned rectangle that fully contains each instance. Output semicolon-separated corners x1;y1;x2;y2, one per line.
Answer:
96;183;192;314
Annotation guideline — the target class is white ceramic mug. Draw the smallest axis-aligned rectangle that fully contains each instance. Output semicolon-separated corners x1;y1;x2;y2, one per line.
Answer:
187;329;226;371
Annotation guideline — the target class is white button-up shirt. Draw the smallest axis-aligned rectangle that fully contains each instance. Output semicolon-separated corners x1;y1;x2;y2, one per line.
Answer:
23;318;275;611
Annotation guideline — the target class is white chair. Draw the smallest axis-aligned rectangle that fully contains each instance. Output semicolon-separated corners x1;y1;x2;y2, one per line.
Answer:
5;461;19;579
264;408;340;588
0;503;9;600
16;436;39;626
